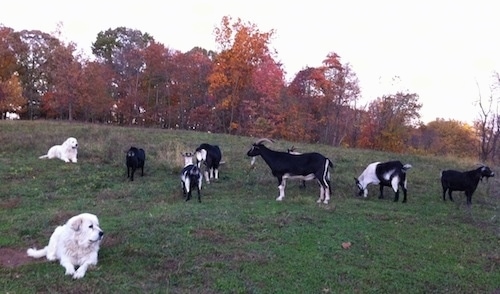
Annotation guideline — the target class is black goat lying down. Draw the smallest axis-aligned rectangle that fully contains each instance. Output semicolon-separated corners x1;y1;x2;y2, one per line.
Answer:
181;152;202;202
126;147;145;181
441;165;495;206
355;161;412;203
246;138;333;204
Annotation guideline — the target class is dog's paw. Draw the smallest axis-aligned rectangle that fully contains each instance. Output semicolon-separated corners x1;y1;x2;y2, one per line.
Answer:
64;267;76;276
73;269;86;279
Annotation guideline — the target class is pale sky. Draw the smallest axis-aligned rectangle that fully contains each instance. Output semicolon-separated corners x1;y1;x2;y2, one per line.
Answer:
2;0;500;124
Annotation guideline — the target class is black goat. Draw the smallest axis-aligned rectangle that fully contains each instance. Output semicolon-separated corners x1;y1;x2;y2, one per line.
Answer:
195;143;222;184
246;138;333;204
354;161;412;202
441;165;495;206
181;152;202;202
287;146;306;189
126;147;145;181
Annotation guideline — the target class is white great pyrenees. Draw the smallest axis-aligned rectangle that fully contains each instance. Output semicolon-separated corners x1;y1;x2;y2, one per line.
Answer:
39;137;78;163
27;213;104;279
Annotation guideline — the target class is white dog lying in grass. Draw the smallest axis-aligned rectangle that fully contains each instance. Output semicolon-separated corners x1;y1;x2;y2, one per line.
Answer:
39;137;78;163
27;213;104;279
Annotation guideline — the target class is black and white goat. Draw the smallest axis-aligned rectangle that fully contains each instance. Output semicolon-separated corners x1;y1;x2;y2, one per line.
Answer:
126;147;145;181
180;152;202;202
195;143;222;184
246;138;333;204
354;161;412;202
441;165;495;206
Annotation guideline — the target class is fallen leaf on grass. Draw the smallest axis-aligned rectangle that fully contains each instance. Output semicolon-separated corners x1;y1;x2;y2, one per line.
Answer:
341;242;352;249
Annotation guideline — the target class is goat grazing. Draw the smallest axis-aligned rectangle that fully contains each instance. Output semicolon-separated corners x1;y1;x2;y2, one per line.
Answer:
126;147;145;181
355;161;412;202
181;152;202;202
441;165;495;206
195;143;222;184
246;138;333;204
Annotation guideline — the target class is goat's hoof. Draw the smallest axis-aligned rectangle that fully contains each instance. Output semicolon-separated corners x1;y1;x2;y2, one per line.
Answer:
323;200;329;205
276;198;283;201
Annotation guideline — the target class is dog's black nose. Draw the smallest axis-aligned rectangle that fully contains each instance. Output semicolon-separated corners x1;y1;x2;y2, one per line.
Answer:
99;231;104;237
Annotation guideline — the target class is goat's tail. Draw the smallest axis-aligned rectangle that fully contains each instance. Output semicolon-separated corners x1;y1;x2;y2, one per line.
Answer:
327;158;333;168
39;154;49;159
27;247;48;258
402;163;412;171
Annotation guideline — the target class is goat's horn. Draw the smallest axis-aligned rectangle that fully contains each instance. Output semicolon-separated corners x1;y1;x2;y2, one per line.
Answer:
255;138;274;145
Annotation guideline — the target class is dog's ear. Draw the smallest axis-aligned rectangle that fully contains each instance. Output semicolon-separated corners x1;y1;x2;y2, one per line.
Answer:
70;217;83;231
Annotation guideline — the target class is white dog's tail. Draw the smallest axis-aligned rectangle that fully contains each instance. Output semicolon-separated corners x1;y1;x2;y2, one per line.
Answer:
39;155;49;159
27;247;48;258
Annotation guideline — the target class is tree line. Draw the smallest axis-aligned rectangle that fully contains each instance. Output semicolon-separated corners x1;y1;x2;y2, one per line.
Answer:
0;16;498;162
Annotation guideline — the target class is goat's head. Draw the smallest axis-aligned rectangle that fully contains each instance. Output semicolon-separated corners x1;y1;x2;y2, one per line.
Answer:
181;152;195;166
354;177;365;197
247;138;274;159
127;147;138;158
480;165;495;180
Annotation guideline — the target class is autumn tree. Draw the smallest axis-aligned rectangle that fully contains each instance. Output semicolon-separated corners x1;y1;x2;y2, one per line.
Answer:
141;41;176;127
170;47;213;129
0;74;25;118
413;119;476;157
42;41;82;120
75;61;114;122
16;30;62;119
242;54;285;137
209;16;276;133
359;91;422;152
286;67;325;141
0;26;27;117
92;27;154;124
474;75;500;162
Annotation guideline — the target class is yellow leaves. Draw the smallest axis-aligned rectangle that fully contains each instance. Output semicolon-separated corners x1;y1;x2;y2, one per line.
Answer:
0;74;26;112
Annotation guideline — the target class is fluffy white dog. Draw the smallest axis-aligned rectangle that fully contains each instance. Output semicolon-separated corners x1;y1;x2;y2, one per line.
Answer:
39;137;78;163
27;213;104;279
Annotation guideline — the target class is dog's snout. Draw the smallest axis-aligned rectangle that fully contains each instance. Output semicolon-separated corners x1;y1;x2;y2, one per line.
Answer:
99;231;104;237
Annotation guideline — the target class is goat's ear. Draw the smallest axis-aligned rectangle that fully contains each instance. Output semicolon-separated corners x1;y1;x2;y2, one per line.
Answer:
353;177;359;183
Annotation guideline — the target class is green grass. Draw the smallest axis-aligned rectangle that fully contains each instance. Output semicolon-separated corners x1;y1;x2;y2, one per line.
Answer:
0;120;499;293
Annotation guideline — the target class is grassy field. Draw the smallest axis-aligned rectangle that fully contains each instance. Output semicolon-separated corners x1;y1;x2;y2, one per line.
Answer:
0;120;498;293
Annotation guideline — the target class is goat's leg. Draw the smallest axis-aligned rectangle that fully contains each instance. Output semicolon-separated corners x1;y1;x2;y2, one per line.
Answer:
393;190;400;202
318;177;330;204
130;167;136;181
141;166;144;176
204;170;210;184
442;188;447;201
214;168;219;180
185;179;191;201
276;177;286;201
448;190;454;202
378;185;384;199
466;191;472;206
197;179;202;203
401;186;407;203
317;182;325;204
181;181;187;197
